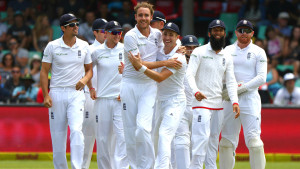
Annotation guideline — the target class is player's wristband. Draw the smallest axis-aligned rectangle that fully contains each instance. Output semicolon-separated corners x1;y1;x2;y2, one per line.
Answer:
195;91;200;97
139;65;147;73
233;103;239;106
89;88;95;91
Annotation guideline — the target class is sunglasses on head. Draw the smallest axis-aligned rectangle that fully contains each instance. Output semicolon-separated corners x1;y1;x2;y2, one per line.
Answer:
108;30;122;35
64;22;79;27
237;28;252;34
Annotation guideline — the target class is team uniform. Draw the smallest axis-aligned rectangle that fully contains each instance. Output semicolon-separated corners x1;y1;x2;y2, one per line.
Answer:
152;46;187;169
186;43;238;169
91;40;128;169
121;25;163;169
81;39;100;169
219;41;267;169
42;36;92;169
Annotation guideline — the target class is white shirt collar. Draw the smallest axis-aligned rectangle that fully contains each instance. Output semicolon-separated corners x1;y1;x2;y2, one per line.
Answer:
207;42;225;55
59;36;79;49
134;25;155;39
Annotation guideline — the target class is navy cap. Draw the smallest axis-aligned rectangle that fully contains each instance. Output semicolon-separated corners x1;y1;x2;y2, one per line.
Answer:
92;18;108;30
181;35;199;46
162;22;180;34
151;11;166;23
208;19;226;29
236;20;254;30
60;13;80;26
105;21;122;31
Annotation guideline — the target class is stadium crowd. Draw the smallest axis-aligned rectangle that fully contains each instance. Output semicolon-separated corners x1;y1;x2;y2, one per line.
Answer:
0;0;300;105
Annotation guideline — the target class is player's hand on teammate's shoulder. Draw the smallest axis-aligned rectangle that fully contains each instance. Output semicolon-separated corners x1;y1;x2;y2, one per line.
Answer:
195;91;207;101
232;103;240;119
166;57;182;70
176;46;186;55
43;95;52;108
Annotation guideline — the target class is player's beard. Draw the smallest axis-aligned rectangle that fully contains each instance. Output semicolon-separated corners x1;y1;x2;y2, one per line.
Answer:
210;35;225;51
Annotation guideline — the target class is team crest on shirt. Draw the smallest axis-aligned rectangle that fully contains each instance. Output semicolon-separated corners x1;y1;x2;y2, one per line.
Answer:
119;53;123;61
247;52;251;60
223;58;225;66
78;50;81;58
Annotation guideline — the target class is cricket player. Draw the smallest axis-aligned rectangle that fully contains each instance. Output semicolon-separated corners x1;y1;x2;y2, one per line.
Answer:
40;13;93;169
88;20;129;169
186;19;240;169
128;22;186;169
219;20;267;169
150;11;166;30
82;18;107;169
173;35;199;169
121;2;182;169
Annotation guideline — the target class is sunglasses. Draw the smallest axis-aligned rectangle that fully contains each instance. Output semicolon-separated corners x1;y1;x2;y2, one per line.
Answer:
237;28;252;34
64;22;79;27
108;31;122;35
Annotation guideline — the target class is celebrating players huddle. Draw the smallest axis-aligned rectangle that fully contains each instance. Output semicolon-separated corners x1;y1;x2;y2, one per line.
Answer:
40;2;267;169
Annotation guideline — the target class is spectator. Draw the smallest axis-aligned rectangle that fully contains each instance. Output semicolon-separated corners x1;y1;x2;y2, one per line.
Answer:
3;65;23;101
273;12;292;38
0;53;15;85
32;14;53;52
7;0;32;21
254;38;265;49
239;0;264;26
7;37;29;73
282;25;300;77
24;54;41;87
266;58;282;97
78;11;96;44
12;73;39;103
0;20;8;48
264;26;284;67
0;75;10;102
6;12;32;49
96;3;117;22
116;0;135;26
36;73;50;104
274;73;300;105
57;0;85;19
121;23;133;43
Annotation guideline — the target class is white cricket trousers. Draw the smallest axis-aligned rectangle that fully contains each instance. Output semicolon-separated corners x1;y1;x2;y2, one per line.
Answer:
120;80;157;169
82;92;96;169
173;105;193;169
221;92;263;166
153;97;186;169
94;98;129;169
48;87;85;169
190;108;223;169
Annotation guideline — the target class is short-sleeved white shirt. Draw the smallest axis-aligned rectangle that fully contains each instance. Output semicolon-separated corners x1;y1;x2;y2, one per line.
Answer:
274;87;300;105
91;41;124;98
42;36;92;88
157;46;187;100
123;25;163;83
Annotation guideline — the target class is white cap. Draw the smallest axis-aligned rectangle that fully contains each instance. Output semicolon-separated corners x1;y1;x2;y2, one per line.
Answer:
283;73;296;82
278;12;289;19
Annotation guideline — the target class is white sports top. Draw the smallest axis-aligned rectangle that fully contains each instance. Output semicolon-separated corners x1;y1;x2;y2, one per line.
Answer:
42;36;92;88
123;25;164;83
157;46;187;101
91;41;124;98
186;43;238;109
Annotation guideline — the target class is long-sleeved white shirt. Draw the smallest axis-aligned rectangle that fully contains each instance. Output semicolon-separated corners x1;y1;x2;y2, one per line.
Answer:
225;41;267;93
186;43;238;109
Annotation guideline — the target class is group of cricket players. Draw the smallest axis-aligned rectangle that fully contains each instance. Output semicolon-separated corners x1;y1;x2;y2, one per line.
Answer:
40;1;267;169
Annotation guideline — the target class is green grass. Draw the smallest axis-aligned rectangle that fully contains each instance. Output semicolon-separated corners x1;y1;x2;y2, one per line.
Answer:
0;161;299;169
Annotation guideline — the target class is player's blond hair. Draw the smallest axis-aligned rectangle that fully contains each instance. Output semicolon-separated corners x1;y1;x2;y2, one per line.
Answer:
134;2;154;16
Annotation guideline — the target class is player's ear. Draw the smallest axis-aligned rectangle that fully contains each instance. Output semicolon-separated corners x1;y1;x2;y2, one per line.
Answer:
208;32;211;38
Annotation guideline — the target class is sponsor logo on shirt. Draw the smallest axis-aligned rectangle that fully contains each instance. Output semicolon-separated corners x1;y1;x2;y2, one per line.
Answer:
191;54;197;57
231;54;237;56
260;60;267;62
137;43;146;47
202;56;213;59
97;55;109;60
55;53;68;56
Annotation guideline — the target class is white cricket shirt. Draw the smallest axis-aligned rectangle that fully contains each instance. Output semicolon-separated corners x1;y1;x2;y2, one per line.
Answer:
157;46;187;101
225;41;267;93
186;43;238;109
91;41;124;98
123;25;164;83
42;36;92;88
